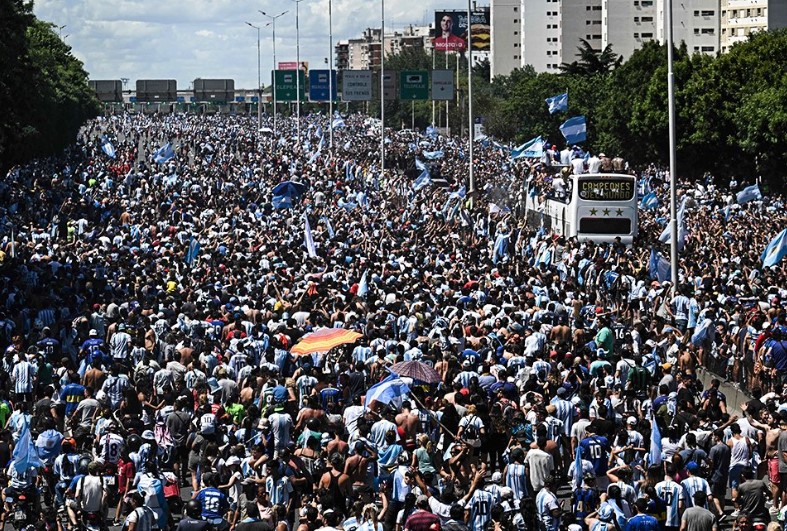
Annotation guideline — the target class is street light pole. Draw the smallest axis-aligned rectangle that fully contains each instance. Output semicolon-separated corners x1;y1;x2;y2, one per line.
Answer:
380;0;385;181
467;0;474;206
667;0;679;288
260;10;288;135
329;0;334;151
292;0;306;146
245;22;262;131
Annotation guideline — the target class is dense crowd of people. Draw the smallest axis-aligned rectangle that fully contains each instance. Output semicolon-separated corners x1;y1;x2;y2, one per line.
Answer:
0;110;786;531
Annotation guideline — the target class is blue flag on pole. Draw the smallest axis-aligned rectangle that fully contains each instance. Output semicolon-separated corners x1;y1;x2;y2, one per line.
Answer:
13;420;42;474
559;116;587;144
425;125;438;139
659;196;687;251
357;270;369;298
574;446;583;488
304;216;317;258
648;249;671;283
511;136;544;160
423;150;444;160
412;170;432;192
737;184;762;204
640;191;659;210
761;228;787;267
492;233;509;264
154;143;176;164
101;138;116;159
364;372;410;408
649;414;663;466
545;92;568;114
415;158;428;172
185;237;201;265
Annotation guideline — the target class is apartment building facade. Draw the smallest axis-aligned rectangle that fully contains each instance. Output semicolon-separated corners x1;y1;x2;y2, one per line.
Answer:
491;0;786;77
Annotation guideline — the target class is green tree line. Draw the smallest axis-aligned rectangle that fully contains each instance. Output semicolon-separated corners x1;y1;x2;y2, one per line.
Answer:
0;0;100;174
370;30;787;185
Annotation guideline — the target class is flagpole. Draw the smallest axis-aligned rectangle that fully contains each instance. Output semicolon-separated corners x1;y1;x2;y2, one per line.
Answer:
667;0;679;289
466;0;474;208
380;0;385;181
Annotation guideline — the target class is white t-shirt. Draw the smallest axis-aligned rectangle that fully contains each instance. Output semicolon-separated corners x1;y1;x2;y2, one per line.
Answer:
76;475;105;512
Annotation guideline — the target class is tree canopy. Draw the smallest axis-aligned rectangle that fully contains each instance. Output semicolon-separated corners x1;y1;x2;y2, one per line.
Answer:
0;0;99;173
375;31;787;186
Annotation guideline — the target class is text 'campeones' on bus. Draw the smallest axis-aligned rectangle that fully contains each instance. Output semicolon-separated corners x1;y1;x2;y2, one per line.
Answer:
525;172;639;245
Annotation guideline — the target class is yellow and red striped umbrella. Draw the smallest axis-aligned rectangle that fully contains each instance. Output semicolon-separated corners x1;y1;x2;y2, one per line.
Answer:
291;328;363;356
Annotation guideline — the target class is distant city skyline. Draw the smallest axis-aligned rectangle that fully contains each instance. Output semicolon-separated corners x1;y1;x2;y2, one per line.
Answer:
34;0;454;90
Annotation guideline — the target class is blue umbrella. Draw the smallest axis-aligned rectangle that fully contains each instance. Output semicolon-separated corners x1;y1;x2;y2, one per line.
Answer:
272;180;307;198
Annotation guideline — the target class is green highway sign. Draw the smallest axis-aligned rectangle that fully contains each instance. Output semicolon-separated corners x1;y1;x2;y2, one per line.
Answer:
272;70;306;102
400;70;429;100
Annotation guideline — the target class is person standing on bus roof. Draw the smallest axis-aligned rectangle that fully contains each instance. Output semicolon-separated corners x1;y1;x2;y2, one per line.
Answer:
587;153;602;174
560;146;572;166
571;153;586;175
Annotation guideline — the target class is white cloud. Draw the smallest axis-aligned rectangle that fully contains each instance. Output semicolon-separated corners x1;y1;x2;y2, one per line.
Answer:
33;0;448;90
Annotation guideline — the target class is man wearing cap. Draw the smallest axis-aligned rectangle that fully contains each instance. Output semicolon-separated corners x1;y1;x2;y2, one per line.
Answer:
404;495;440;531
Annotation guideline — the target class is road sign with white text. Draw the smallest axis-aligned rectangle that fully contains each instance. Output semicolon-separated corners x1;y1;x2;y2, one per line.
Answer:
272;70;306;102
400;70;429;100
341;70;373;101
309;70;337;101
431;69;455;101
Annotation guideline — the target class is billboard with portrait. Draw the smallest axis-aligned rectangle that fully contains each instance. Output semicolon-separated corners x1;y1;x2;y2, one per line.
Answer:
433;10;490;53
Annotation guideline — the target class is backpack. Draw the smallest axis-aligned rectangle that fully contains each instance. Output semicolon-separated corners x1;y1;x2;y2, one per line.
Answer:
461;416;482;448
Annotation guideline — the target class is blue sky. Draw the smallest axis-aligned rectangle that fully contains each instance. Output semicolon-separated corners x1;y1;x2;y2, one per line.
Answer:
34;0;449;90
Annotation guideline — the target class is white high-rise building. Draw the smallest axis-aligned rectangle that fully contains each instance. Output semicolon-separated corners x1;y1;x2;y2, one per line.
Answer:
522;0;601;72
603;0;658;61
720;0;787;52
491;0;522;77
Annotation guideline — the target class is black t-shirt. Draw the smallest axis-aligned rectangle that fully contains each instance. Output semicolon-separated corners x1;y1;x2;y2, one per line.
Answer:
235;519;273;531
177;517;213;531
590;418;615;439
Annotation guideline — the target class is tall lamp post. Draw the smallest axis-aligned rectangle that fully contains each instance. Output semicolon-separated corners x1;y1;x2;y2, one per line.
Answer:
245;22;262;131
328;0;334;150
466;0;474;206
260;10;288;134
292;0;306;146
380;0;385;180
666;0;679;288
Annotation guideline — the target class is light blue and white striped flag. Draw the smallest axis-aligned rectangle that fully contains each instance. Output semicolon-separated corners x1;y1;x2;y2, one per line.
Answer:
761;228;787;268
364;373;410;408
737;184;762;204
640;191;659;210
304;216;317;258
545;92;568;114
559;116;587;144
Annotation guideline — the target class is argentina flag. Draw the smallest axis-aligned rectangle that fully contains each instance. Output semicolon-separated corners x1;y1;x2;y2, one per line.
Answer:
559;116;587;144
545;92;568;114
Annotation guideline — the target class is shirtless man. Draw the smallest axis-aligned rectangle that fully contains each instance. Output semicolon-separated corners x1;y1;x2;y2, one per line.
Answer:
550;323;571;346
434;352;452;384
395;401;420;448
744;406;781;504
343;440;377;503
294;396;326;431
678;347;697;374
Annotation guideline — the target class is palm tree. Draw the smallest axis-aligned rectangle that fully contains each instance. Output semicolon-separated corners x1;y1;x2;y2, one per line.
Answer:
560;39;622;75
